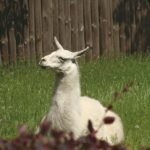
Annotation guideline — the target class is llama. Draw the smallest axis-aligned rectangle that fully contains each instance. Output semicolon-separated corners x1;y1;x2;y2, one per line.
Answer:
37;37;124;145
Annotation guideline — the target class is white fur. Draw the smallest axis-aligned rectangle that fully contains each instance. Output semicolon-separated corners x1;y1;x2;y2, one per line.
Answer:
37;37;124;145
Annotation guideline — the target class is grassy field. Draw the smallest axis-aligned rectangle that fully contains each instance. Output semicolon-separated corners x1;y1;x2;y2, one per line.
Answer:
0;56;150;149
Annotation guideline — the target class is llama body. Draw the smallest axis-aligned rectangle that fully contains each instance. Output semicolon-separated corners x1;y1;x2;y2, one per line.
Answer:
38;37;124;145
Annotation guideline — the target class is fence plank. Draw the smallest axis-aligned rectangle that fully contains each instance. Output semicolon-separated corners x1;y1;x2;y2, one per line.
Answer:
8;27;17;64
0;49;1;65
136;2;146;53
119;1;126;54
131;1;136;53
53;0;59;42
77;0;85;50
34;0;42;61
112;0;120;57
17;44;25;62
83;0;92;60
100;0;113;57
100;0;108;56
70;0;78;51
29;0;36;62
42;0;53;55
1;33;9;65
0;0;4;65
58;0;66;47
108;0;114;57
23;0;30;63
125;1;131;54
64;0;71;49
91;0;100;59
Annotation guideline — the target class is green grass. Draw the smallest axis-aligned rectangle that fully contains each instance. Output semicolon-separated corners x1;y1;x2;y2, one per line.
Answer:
0;56;150;149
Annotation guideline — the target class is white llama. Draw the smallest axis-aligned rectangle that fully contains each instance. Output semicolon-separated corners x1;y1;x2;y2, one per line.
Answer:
37;37;124;145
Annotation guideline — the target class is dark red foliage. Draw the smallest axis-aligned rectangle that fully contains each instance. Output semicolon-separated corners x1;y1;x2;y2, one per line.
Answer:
39;120;51;135
0;121;128;150
87;120;97;135
103;116;115;124
0;121;149;150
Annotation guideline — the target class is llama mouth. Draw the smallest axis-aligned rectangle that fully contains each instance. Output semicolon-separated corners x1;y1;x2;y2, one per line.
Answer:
40;65;47;69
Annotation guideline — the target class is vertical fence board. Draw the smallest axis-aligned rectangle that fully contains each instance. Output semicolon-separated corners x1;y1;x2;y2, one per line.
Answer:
136;2;142;52
77;0;85;50
17;44;25;62
136;2;147;53
125;1;131;54
29;0;36;62
64;0;71;49
100;0;109;56
108;0;114;57
42;0;53;55
112;0;120;57
131;1;136;53
120;25;126;54
1;33;9;65
53;0;59;42
0;49;1;65
119;1;126;54
0;0;4;64
91;0;100;59
70;0;78;51
23;0;30;63
83;0;92;60
34;0;42;60
58;0;66;47
8;27;17;64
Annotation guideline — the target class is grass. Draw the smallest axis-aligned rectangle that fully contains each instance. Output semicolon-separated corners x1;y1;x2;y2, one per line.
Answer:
0;56;150;149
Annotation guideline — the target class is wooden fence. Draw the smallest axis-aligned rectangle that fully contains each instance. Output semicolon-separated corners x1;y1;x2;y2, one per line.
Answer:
0;0;150;65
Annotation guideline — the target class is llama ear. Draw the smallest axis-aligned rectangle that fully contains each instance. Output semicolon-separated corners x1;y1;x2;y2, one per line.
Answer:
73;46;90;59
54;36;64;50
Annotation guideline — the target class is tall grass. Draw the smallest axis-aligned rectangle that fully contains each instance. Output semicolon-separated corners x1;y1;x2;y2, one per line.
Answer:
0;56;150;149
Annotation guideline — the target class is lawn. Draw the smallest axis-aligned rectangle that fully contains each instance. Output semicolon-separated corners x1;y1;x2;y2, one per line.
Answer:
0;56;150;149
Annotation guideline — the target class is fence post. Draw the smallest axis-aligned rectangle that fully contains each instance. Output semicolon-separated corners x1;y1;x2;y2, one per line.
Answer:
23;0;30;63
125;1;132;54
64;0;71;50
29;0;36;62
70;0;78;51
58;0;66;47
83;0;92;61
53;0;59;41
42;0;53;55
1;32;9;65
17;44;25;63
99;0;108;57
112;0;120;57
119;1;126;54
77;0;85;51
34;0;43;61
131;1;136;53
91;0;100;59
0;50;1;65
100;0;114;57
8;27;17;64
108;0;114;57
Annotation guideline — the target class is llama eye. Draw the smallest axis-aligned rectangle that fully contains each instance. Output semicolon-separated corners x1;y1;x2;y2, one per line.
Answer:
58;57;66;62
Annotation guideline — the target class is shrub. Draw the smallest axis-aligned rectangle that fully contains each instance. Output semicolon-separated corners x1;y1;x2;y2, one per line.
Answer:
0;121;126;150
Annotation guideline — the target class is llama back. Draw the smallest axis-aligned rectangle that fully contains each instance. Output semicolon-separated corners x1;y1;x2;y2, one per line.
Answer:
80;96;124;144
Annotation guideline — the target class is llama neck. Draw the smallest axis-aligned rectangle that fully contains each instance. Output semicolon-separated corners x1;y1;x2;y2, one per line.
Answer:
51;66;81;110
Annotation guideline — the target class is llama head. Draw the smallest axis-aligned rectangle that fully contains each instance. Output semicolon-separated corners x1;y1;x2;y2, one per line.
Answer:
39;37;89;73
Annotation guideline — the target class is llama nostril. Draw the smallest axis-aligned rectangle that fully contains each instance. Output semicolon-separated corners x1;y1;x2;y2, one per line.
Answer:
41;58;46;62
